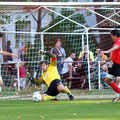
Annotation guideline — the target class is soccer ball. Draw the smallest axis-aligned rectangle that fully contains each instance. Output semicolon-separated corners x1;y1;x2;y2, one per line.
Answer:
33;91;42;102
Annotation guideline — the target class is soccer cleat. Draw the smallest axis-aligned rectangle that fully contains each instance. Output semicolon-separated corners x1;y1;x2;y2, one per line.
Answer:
69;94;74;100
112;96;119;102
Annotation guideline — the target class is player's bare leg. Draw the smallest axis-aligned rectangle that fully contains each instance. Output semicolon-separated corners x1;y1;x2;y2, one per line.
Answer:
0;77;3;92
104;77;113;85
57;84;74;100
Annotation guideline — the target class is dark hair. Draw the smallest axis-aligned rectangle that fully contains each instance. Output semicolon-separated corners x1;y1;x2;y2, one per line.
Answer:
40;61;48;65
0;32;3;38
55;39;62;44
110;29;120;37
7;41;11;44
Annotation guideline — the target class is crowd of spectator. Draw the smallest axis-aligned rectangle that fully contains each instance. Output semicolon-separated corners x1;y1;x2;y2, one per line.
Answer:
1;37;114;90
0;39;28;90
49;41;114;90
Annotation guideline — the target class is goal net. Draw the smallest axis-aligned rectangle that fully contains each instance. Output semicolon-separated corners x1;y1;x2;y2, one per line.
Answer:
0;2;120;99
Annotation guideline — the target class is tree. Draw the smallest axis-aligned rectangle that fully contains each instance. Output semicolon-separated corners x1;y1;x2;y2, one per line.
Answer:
93;0;114;50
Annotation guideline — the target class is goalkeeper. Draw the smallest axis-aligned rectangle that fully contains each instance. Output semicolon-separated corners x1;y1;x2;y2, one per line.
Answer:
30;50;74;101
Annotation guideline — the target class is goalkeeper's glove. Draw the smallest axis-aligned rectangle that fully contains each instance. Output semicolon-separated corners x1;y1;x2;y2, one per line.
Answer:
38;50;46;55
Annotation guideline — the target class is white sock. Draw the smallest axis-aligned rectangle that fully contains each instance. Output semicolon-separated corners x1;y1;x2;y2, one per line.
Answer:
118;85;120;88
115;93;119;98
114;85;120;98
0;87;2;92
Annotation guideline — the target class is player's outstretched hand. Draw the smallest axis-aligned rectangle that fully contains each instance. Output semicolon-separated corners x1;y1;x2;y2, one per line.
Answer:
101;51;109;54
38;50;45;55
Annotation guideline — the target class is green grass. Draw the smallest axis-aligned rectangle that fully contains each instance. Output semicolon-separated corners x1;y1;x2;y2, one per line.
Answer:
0;99;120;120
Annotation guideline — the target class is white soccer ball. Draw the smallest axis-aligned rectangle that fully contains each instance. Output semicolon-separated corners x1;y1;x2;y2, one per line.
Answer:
33;91;42;102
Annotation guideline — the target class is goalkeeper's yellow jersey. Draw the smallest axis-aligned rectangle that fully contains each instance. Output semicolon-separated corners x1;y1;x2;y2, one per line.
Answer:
40;58;61;87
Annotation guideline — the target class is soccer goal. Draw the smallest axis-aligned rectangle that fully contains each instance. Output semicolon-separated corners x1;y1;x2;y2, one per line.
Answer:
0;2;120;99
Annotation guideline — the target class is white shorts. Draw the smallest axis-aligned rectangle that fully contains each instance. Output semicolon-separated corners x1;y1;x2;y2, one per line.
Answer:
0;76;2;81
106;73;114;80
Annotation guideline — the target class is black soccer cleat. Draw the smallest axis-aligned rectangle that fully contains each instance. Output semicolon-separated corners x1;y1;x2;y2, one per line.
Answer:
69;94;74;100
112;96;119;102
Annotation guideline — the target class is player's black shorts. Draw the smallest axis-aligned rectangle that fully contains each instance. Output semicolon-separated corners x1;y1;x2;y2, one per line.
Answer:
44;79;62;96
108;62;120;77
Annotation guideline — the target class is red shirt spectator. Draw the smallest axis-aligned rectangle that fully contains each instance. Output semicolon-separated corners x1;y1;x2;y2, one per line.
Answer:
19;66;26;78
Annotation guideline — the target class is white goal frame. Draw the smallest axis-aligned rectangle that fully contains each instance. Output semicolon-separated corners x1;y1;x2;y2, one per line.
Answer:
0;2;120;6
0;2;120;91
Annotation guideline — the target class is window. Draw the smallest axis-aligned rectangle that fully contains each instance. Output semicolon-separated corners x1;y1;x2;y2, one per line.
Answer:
16;21;31;44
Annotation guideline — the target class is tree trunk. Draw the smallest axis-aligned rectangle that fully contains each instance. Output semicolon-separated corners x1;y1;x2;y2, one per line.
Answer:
93;0;114;50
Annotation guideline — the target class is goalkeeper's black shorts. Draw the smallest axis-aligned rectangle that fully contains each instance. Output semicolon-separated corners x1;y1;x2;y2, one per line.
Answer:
44;79;62;96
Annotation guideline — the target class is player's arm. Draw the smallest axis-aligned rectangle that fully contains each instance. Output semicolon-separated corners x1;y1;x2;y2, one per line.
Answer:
102;45;119;54
30;77;44;86
39;50;56;58
39;50;57;66
0;50;17;58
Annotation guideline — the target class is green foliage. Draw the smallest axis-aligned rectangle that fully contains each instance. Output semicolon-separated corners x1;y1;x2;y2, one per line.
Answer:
86;10;92;16
25;34;41;68
43;8;87;57
73;0;78;1
28;7;96;62
59;0;69;2
16;20;30;29
0;13;12;24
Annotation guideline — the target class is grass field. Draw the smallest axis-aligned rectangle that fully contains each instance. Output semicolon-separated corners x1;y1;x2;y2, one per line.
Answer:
0;99;120;120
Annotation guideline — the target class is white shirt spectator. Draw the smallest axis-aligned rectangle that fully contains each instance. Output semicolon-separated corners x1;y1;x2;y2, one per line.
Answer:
62;57;73;74
0;49;2;62
0;49;2;54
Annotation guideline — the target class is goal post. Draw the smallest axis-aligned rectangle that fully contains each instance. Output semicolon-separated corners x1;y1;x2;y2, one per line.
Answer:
0;2;120;99
0;2;120;6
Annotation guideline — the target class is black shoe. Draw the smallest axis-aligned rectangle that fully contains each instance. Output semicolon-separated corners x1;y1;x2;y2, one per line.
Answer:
69;94;74;100
112;96;119;102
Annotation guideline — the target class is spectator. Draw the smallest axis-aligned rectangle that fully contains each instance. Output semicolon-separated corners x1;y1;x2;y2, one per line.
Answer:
95;49;108;61
18;42;32;61
79;44;94;61
6;41;13;62
6;41;15;76
18;41;25;61
19;62;27;90
94;50;108;88
0;32;17;92
79;52;93;76
61;52;76;80
73;53;91;89
51;39;66;76
95;50;108;71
